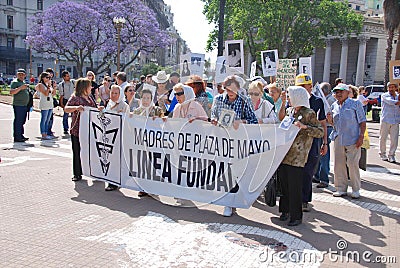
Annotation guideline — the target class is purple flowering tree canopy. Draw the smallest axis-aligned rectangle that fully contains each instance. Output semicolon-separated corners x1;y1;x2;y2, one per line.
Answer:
26;1;110;77
27;0;171;76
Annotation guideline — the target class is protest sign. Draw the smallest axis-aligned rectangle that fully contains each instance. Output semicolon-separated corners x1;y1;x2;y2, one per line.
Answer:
299;57;312;79
225;40;244;74
80;109;299;208
276;59;297;92
261;49;278;77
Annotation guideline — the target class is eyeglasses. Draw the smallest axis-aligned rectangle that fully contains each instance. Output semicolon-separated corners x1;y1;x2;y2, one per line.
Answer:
127;89;135;92
174;91;185;96
248;92;260;96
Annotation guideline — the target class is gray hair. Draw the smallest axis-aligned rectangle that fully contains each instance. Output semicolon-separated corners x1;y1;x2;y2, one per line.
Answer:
320;82;331;96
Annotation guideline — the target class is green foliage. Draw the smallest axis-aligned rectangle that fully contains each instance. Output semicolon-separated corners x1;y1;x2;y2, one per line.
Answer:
202;0;363;59
140;63;163;76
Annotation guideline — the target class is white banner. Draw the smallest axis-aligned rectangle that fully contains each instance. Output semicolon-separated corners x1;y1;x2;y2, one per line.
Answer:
80;109;299;208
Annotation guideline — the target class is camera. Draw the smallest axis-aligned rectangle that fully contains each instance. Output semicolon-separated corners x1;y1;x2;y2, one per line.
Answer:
47;96;50;101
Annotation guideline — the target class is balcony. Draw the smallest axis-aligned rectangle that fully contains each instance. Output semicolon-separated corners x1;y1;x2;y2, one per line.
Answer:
0;47;29;62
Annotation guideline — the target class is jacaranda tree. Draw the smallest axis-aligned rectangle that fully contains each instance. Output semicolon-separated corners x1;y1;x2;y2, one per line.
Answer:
26;0;170;76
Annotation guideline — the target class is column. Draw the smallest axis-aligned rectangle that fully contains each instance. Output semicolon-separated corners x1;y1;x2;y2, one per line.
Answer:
339;37;348;81
323;38;332;82
355;35;369;86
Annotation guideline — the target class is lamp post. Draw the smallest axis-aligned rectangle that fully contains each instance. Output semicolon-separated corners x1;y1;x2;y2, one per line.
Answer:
113;17;126;71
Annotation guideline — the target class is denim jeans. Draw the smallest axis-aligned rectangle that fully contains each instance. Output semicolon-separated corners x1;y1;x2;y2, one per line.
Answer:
47;113;54;135
40;109;53;135
315;126;333;184
62;112;69;131
13;105;28;139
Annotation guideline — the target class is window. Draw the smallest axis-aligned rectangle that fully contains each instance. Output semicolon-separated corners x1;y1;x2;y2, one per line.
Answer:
7;15;13;29
355;5;360;11
7;0;13;5
7;38;14;48
37;0;43;10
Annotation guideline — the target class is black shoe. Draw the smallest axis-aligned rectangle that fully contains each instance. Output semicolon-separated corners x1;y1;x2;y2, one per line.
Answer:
302;202;310;212
312;178;320;183
64;130;69;135
316;182;328;188
22;136;29;141
105;184;119;191
72;175;82;181
288;219;302;226
138;191;148;197
14;138;26;142
279;213;289;221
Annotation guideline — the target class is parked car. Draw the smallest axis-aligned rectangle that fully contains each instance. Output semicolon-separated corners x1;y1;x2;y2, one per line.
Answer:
365;85;385;112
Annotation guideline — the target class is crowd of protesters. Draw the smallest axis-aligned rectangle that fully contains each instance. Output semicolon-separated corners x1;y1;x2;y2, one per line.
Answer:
10;67;400;226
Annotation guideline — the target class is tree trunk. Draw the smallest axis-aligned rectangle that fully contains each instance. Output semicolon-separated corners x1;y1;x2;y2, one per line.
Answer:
396;28;400;60
385;29;394;87
217;0;226;56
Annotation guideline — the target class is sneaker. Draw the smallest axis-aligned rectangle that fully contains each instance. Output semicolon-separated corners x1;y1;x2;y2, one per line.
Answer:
316;182;329;188
302;202;310;212
388;155;396;163
333;191;347;197
48;135;58;139
222;206;233;217
380;154;388;161
350;191;360;199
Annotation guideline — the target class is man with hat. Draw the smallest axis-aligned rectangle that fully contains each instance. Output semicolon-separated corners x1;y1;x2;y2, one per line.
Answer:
295;73;327;212
379;82;400;163
327;83;366;199
10;68;30;142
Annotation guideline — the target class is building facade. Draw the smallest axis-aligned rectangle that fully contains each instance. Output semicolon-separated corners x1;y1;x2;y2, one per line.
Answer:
312;0;394;86
0;0;188;80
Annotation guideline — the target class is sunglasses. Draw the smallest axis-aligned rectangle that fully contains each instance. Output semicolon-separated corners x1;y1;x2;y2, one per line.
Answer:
248;92;260;96
106;80;111;82
174;91;185;96
127;89;135;92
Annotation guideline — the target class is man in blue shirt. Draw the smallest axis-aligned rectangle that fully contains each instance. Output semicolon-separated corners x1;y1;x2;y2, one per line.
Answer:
327;83;366;199
379;82;400;163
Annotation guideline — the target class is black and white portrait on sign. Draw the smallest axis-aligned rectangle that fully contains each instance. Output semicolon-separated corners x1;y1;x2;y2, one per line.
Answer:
189;53;205;77
299;57;312;80
215;56;228;84
218;109;235;128
225;40;244;74
393;66;400;79
261;49;278;77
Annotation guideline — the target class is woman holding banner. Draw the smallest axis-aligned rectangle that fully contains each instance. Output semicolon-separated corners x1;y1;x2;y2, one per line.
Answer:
64;78;97;182
277;86;323;226
248;81;277;124
172;83;208;121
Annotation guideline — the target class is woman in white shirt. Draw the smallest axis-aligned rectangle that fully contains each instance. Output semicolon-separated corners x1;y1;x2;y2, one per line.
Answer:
35;72;56;140
248;81;277;124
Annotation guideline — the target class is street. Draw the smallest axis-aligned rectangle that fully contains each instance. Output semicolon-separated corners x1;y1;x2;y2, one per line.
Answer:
0;102;399;267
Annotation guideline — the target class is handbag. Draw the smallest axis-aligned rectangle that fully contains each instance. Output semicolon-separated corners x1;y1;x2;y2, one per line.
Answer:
53;97;59;108
264;173;277;207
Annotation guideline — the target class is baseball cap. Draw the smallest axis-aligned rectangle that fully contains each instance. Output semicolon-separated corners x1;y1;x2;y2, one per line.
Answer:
332;83;349;92
17;68;26;74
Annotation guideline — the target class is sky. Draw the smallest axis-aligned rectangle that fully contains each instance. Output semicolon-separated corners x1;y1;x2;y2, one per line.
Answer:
163;0;217;62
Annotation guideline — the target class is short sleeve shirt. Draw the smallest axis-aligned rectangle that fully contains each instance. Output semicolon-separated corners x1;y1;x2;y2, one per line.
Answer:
11;79;29;106
66;95;96;137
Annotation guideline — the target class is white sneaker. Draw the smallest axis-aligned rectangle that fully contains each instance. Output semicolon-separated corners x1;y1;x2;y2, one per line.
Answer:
333;191;347;197
222;206;233;217
388;155;396;163
350;191;360;199
380;154;388;161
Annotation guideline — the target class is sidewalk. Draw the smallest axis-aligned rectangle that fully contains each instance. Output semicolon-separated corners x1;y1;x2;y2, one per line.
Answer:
0;94;64;116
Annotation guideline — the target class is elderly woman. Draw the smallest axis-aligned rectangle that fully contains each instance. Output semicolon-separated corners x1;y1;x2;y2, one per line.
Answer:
172;83;208;121
133;89;163;117
64;78;98;181
277;86;324;226
152;71;171;115
105;85;129;114
248;81;277;124
186;75;211;117
266;82;286;121
124;83;140;112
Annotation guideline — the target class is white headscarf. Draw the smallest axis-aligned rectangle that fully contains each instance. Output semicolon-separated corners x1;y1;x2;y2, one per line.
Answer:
287;86;310;108
137;90;155;116
174;84;195;105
